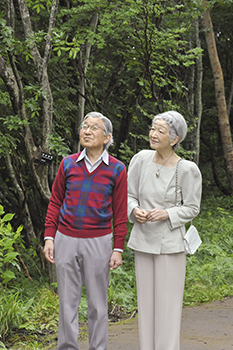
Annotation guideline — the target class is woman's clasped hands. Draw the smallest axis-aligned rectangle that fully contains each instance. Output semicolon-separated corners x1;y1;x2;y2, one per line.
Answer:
133;207;169;223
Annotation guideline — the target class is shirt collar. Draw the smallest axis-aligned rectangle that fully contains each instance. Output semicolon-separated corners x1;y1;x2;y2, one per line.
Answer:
76;148;109;165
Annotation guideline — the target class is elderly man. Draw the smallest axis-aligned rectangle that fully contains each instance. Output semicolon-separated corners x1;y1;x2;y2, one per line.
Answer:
43;112;127;350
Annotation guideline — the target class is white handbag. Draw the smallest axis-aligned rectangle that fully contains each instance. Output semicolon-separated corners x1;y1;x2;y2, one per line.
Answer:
175;160;202;255
183;224;202;255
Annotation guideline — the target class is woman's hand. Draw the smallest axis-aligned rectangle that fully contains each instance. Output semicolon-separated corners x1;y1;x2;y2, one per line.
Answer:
147;208;169;222
133;207;148;224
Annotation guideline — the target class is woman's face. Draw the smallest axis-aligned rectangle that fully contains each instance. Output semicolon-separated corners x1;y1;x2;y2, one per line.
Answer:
149;119;172;151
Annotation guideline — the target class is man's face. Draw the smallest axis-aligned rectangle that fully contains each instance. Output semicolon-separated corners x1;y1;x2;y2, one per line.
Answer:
79;117;110;153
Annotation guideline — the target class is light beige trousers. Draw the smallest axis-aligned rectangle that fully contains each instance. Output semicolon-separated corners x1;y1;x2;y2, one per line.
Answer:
135;251;186;350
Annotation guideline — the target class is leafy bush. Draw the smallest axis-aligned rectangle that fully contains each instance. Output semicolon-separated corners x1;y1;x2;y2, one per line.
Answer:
0;205;23;286
108;264;137;317
183;196;233;305
0;291;34;342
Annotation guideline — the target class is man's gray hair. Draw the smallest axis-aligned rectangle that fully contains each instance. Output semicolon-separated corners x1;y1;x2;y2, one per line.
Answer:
152;111;187;150
83;111;114;150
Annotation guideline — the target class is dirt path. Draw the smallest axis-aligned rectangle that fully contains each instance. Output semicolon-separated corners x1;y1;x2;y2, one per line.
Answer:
180;296;233;350
52;296;233;349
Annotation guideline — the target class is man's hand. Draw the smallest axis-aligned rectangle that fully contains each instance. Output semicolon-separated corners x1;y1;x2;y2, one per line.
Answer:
43;239;55;264
109;251;122;270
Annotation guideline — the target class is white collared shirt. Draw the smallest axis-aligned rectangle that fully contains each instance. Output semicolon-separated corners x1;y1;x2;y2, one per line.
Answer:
76;148;109;172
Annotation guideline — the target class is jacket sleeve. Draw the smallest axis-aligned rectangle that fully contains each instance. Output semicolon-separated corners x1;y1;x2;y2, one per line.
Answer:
166;160;202;229
127;153;141;223
44;159;66;239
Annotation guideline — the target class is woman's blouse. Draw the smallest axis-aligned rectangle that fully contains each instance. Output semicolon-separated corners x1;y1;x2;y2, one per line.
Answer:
127;150;202;254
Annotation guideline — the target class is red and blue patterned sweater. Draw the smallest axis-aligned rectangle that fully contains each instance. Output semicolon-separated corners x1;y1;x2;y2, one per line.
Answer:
44;152;128;250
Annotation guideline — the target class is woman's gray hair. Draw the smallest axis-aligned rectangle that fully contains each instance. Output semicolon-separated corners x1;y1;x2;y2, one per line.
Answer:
83;111;114;150
152;111;187;150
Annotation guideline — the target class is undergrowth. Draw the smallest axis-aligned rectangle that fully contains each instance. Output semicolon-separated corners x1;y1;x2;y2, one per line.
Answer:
183;196;233;305
1;195;233;349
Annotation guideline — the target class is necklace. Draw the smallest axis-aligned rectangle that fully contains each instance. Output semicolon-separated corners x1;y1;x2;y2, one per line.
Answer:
155;152;174;178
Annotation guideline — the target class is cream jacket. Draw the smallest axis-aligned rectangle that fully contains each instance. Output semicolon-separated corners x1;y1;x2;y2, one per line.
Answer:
127;150;202;254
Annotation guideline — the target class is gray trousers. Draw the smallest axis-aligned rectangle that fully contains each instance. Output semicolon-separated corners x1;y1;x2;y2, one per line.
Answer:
135;251;186;350
54;231;113;350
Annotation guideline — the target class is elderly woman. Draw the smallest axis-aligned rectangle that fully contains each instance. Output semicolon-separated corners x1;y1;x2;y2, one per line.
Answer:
127;111;202;350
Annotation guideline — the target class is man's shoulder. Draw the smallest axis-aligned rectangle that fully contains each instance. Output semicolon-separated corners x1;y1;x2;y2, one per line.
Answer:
109;154;126;169
62;152;81;162
61;152;82;169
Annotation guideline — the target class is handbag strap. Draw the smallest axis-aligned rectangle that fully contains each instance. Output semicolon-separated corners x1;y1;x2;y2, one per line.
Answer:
175;159;188;240
175;158;182;206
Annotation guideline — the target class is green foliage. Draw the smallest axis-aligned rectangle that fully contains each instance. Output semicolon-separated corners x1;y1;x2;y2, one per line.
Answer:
47;134;71;160
108;259;137;314
176;146;196;161
183;196;233;305
1;283;88;348
19;287;59;333
0;18;14;56
0;132;18;156
0;115;29;131
0;292;32;342
0;280;58;341
114;141;136;168
26;0;52;14
0;205;23;286
53;30;84;59
0;341;7;349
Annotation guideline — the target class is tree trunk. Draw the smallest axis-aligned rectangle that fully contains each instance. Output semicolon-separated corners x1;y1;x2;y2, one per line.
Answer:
202;1;233;194
194;18;203;166
114;82;142;158
73;13;99;153
17;0;59;285
0;0;59;284
227;61;233;117
5;154;39;245
18;0;58;193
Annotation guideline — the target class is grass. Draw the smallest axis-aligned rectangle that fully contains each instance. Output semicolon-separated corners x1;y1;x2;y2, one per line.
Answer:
1;195;233;348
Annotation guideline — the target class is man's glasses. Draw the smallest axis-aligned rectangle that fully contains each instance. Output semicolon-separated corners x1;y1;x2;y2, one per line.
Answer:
81;123;105;132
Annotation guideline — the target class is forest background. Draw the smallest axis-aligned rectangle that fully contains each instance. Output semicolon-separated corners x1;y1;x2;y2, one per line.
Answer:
1;0;233;349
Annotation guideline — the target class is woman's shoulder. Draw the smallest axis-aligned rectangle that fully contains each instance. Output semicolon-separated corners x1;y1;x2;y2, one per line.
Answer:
132;149;154;160
128;149;154;170
179;159;202;176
